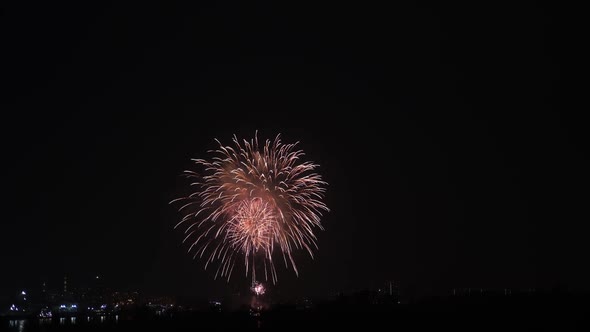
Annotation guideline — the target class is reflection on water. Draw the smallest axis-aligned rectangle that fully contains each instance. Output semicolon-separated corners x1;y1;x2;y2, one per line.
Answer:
7;314;121;331
39;318;51;326
8;320;26;332
57;316;80;325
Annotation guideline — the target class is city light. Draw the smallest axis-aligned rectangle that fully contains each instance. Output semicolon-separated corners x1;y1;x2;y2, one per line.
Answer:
21;290;26;295
39;308;53;318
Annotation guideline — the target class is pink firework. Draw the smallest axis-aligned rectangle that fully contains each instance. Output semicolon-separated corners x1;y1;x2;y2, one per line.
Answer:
172;133;329;283
252;281;266;296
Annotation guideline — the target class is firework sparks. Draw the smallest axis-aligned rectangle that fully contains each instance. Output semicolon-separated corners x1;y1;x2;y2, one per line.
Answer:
252;281;266;296
171;132;329;283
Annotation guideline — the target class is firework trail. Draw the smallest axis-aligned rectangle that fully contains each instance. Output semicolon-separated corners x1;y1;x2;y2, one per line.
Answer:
171;132;329;283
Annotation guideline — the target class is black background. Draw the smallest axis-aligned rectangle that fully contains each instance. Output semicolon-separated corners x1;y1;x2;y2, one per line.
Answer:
1;2;586;300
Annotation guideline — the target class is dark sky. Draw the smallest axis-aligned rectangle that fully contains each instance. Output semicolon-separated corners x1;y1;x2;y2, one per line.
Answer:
1;3;586;300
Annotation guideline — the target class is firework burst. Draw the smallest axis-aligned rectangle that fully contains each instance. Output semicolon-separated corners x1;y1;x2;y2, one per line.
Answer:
171;132;329;283
252;281;266;296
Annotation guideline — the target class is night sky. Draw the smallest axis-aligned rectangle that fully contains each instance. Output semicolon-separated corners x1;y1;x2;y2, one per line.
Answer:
1;3;586;299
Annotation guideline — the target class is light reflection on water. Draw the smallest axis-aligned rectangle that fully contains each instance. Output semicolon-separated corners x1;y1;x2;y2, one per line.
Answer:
39;318;51;326
7;315;121;331
8;320;26;332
